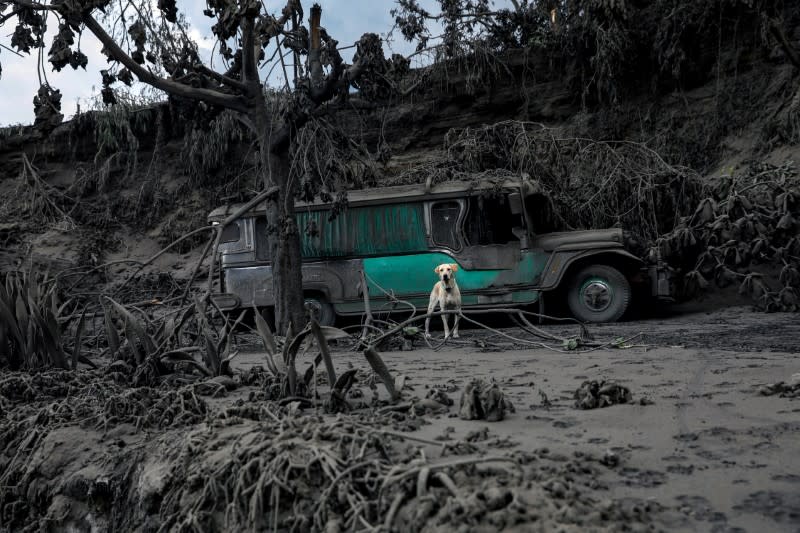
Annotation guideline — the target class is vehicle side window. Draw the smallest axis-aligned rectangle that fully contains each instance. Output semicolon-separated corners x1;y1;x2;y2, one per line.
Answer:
525;194;558;234
220;222;241;243
430;201;462;250
464;195;520;245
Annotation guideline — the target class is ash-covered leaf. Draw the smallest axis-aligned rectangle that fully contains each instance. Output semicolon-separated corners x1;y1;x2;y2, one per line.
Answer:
100;69;116;86
69;50;88;70
101;86;116;105
158;0;178;23
117;67;134;86
128;20;147;48
32;84;63;132
11;24;37;53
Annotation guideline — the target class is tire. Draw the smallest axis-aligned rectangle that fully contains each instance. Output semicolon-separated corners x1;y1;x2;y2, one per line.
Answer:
304;295;336;327
567;264;631;323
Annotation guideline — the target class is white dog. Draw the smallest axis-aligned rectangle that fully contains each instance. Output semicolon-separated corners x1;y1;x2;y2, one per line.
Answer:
425;263;462;338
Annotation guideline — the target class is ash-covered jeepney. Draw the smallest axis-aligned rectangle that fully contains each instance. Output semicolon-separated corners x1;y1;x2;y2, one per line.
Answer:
208;177;673;325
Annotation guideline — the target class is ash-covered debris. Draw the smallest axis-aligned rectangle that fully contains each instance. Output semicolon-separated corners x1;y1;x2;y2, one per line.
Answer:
426;387;454;406
459;380;515;421
574;380;633;409
758;373;800;398
0;376;666;533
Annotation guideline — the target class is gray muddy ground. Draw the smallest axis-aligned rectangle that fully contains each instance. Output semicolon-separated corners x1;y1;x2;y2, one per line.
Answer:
3;304;798;532
232;304;800;532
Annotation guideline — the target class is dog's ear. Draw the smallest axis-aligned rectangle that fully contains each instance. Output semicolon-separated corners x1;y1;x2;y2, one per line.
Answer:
450;263;459;272
433;265;440;274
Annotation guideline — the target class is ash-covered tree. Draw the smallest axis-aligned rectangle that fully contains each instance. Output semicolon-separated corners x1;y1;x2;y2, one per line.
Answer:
0;0;401;330
392;0;798;105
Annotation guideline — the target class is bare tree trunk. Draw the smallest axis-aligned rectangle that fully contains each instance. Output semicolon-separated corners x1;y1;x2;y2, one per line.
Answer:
268;187;306;332
255;107;306;333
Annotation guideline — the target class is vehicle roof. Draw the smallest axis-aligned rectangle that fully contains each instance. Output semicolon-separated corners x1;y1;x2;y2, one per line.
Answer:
208;176;535;220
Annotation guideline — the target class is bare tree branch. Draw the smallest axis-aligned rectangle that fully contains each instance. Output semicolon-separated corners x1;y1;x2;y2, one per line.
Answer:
81;13;250;113
192;63;248;92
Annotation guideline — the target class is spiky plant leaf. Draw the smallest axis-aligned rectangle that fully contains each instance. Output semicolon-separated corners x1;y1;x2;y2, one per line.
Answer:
252;303;277;354
203;331;219;376
106;296;156;364
15;292;29;344
154;320;167;346
0;325;9;365
72;305;87;370
0;296;24;352
173;305;196;344
56;297;74;319
253;306;280;376
216;309;247;360
310;318;337;389
102;303;120;357
162;315;177;346
333;368;359;394
33;308;69;369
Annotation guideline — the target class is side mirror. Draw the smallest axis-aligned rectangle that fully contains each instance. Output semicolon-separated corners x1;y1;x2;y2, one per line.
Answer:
508;192;523;215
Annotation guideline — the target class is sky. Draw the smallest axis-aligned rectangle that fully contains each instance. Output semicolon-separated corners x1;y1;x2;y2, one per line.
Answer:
0;0;451;127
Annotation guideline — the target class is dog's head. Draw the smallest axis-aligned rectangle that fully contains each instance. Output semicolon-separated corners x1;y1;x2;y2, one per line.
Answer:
434;263;459;283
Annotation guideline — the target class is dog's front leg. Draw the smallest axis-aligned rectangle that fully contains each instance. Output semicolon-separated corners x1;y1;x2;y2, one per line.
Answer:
425;299;437;338
452;313;460;338
441;313;450;339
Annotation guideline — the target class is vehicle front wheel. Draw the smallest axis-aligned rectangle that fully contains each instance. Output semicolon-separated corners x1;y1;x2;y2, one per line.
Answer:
304;295;336;327
567;265;631;323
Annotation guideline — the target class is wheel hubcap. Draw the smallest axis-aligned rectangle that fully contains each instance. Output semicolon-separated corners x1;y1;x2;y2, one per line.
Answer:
582;280;612;312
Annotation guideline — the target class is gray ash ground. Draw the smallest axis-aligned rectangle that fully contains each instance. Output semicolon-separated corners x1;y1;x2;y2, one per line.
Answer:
536;305;800;353
2;305;799;532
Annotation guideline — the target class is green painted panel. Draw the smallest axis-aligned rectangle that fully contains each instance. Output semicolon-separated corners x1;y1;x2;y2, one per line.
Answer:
296;203;427;257
362;250;545;299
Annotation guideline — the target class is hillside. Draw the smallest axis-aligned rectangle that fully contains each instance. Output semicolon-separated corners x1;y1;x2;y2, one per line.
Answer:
1;22;800;309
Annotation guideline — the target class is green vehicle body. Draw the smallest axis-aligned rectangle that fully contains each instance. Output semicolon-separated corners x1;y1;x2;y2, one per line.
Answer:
208;177;672;323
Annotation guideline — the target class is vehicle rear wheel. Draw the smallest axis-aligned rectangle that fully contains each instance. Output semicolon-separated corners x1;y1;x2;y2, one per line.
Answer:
304;295;336;327
567;265;631;323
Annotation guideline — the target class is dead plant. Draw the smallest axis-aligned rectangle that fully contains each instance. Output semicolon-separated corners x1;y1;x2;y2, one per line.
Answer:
0;270;90;371
654;161;800;311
